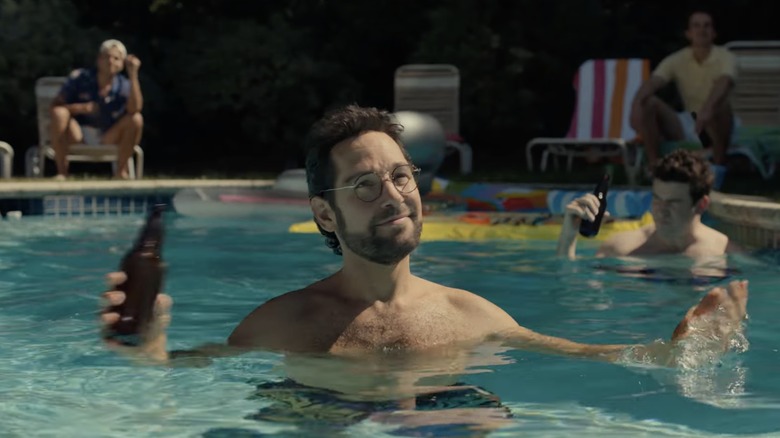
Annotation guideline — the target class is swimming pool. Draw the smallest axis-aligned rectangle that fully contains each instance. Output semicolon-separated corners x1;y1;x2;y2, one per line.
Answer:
1;214;778;437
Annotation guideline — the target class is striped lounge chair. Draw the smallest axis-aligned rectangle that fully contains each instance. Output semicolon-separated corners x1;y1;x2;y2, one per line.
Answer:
525;58;650;185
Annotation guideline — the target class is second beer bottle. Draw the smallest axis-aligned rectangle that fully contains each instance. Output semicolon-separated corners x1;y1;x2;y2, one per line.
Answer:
579;174;610;238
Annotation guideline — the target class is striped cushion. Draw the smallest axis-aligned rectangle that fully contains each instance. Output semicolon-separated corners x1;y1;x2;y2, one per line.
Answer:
566;59;650;140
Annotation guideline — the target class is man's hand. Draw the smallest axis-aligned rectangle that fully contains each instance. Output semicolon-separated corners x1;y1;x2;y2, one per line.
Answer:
86;101;100;114
672;280;748;344
617;280;748;366
556;193;608;257
564;193;608;225
125;55;141;77
694;107;713;134
100;271;171;363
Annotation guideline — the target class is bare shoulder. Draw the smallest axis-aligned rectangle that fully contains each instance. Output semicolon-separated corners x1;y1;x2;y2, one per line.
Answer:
227;285;328;350
434;281;519;332
699;224;732;254
598;226;651;257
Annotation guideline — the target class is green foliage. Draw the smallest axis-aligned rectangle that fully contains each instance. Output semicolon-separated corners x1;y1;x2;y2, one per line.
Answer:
158;13;360;168
0;0;779;177
0;0;103;145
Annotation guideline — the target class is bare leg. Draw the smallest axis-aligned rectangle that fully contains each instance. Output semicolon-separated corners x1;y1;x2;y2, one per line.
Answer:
704;103;734;166
49;106;83;177
102;113;144;179
636;96;685;171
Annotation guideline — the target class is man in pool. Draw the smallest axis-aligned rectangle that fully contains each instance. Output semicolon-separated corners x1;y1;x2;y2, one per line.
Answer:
557;149;740;259
100;105;748;387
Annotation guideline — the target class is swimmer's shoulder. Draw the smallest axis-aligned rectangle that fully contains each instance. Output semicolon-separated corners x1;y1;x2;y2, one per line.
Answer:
597;225;653;257
698;224;740;255
437;282;520;332
227;282;336;351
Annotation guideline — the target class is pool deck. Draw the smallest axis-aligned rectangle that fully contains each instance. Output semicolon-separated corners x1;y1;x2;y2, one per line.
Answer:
0;178;275;198
709;191;780;249
1;179;778;249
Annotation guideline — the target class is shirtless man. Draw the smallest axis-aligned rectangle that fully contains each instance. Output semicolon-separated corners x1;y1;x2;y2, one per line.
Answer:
557;149;740;259
102;106;747;374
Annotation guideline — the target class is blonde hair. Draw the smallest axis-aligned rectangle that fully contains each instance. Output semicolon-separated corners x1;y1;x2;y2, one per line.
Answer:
99;39;127;59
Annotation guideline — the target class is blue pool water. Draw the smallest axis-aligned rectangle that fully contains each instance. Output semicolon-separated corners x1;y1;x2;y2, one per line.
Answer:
1;214;779;437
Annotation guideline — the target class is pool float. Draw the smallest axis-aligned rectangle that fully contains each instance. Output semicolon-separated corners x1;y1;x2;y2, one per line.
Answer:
289;211;653;242
547;189;652;218
172;169;312;218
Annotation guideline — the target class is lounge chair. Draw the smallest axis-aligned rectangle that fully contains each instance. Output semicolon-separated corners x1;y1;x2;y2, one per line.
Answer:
722;40;780;179
394;64;473;174
525;58;650;185
25;76;144;178
0;141;13;178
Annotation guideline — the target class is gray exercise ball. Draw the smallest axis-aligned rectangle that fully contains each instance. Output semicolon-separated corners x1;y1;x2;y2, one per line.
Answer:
393;111;447;195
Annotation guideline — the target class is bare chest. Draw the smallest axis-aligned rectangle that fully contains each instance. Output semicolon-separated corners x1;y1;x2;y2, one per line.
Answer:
327;309;470;352
631;240;724;257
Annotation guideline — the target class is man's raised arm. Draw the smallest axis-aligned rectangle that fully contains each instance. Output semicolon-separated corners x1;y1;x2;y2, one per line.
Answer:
495;280;748;366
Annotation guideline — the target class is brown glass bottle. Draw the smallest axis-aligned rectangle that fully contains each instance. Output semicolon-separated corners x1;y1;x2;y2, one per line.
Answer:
107;204;166;345
579;174;610;238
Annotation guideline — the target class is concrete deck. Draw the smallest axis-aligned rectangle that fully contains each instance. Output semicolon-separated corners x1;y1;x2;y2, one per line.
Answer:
0;178;275;198
1;178;778;249
709;191;780;249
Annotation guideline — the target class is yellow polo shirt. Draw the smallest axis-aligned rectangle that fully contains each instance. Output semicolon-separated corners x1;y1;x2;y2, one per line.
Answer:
652;46;737;112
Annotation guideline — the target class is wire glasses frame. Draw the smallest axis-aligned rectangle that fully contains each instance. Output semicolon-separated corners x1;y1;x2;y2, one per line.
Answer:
319;164;421;202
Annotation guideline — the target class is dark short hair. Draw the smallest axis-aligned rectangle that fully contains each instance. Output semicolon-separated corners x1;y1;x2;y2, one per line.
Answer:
304;104;411;255
653;149;714;203
687;7;715;29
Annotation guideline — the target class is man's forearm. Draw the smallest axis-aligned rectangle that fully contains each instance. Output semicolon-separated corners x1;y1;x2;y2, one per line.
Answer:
556;216;578;258
127;74;143;113
55;102;90;115
497;328;632;362
631;76;666;107
701;76;734;113
497;327;674;365
556;231;578;259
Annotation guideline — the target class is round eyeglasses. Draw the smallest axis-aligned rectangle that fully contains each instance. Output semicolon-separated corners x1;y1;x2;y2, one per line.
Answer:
319;164;421;202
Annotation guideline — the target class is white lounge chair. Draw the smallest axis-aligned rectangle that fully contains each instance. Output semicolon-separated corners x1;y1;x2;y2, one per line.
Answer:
25;76;144;178
0;141;13;178
722;40;780;179
394;64;472;174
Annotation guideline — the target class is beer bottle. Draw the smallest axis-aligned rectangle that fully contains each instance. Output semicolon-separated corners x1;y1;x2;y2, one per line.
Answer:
579;174;610;238
107;204;166;345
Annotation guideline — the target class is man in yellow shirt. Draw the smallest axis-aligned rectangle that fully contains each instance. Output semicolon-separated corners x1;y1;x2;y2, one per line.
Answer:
630;9;736;179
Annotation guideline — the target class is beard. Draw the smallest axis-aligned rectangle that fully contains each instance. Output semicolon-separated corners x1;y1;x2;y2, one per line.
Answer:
335;205;422;265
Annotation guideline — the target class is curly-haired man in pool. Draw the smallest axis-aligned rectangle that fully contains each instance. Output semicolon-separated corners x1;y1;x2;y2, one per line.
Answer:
557;149;740;259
